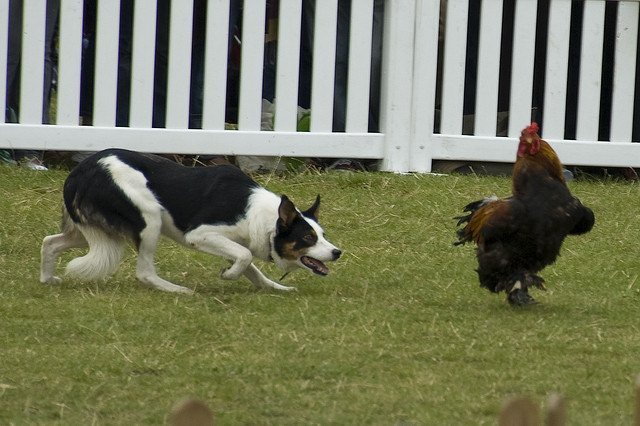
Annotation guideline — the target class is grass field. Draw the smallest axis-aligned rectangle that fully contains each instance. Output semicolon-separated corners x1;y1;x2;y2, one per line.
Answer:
1;164;639;424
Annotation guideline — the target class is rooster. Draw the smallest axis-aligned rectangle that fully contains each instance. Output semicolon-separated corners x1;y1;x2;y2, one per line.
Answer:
455;123;594;305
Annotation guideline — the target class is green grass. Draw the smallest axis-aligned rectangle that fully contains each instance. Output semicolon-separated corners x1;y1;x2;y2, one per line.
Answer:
1;164;639;424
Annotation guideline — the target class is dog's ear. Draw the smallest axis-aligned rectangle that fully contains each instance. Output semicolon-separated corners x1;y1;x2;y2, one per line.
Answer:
302;194;321;221
277;195;300;232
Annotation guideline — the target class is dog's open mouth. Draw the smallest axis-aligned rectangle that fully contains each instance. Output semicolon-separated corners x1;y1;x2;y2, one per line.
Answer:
300;256;329;276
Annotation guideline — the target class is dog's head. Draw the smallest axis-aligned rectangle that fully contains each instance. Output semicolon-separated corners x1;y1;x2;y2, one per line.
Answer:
272;195;341;275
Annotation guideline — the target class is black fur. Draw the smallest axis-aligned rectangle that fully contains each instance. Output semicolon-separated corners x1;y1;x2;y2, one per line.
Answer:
64;149;260;235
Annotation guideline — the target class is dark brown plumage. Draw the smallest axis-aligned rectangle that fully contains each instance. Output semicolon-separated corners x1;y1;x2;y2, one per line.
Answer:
455;123;595;305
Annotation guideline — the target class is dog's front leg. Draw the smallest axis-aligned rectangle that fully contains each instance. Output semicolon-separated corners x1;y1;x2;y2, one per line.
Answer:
243;264;295;291
186;232;253;280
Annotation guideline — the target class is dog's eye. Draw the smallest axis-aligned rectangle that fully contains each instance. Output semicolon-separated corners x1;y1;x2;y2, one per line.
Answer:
303;234;316;243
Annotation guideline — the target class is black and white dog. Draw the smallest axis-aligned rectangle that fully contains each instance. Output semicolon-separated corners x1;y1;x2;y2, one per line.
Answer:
40;149;341;294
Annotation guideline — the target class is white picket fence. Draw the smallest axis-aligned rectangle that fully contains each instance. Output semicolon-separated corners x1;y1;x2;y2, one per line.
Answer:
1;0;639;173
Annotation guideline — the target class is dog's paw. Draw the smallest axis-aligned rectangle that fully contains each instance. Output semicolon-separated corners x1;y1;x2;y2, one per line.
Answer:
220;266;243;281
264;280;297;292
279;285;297;292
174;286;195;295
40;275;62;285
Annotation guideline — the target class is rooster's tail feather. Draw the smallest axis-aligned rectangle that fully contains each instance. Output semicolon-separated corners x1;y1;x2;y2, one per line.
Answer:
454;196;498;245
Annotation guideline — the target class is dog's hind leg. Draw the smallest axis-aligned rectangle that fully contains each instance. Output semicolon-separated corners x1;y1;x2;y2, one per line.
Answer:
243;263;295;291
135;216;194;294
40;230;88;284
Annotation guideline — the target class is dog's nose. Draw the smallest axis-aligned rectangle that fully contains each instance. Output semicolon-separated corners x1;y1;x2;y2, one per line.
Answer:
332;249;342;260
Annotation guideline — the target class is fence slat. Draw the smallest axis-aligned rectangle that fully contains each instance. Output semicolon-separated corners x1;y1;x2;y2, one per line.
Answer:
274;0;303;132
410;0;439;172
474;0;504;137
610;2;639;143
440;0;468;135
508;0;538;137
56;0;83;126
345;0;374;133
379;0;415;172
0;2;8;123
93;0;121;126
542;0;571;139
202;0;230;130
576;1;605;141
165;0;194;129
20;0;47;124
238;0;266;131
310;0;339;132
129;0;157;128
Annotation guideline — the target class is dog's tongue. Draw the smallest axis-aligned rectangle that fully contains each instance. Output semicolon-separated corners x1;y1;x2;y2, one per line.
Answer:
301;256;329;276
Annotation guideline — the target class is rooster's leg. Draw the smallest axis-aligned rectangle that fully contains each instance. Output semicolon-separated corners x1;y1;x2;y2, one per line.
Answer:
526;273;547;291
506;279;538;306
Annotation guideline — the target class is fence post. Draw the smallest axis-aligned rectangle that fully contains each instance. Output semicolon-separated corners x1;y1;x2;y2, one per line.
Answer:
379;0;416;173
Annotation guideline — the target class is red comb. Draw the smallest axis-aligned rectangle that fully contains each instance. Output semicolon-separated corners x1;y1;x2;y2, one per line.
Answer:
524;122;539;135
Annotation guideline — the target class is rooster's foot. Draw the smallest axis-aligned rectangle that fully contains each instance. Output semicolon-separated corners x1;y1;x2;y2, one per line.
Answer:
507;281;538;306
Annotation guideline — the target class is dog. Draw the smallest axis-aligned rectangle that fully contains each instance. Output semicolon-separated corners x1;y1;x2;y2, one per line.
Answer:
40;149;342;294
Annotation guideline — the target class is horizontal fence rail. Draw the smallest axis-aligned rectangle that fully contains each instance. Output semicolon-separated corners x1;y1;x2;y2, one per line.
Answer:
0;123;385;158
1;0;639;172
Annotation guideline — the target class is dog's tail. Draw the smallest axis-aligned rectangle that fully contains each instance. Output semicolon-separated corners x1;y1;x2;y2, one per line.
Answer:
65;223;125;280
